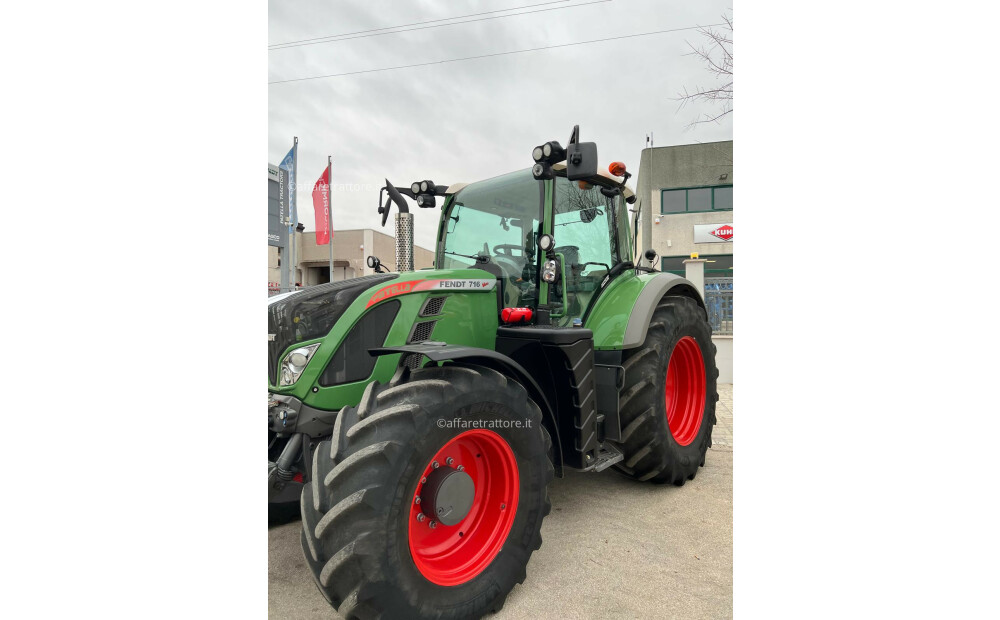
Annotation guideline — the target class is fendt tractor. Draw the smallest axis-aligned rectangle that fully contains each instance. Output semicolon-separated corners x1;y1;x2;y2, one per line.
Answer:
268;126;719;619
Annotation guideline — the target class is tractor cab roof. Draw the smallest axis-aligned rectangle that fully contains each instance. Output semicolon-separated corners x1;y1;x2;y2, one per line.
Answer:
444;162;635;203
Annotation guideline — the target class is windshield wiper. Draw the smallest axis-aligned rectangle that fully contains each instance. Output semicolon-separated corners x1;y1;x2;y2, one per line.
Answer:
444;250;489;264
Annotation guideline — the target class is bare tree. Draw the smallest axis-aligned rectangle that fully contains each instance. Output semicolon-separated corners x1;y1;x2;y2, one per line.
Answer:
676;13;733;126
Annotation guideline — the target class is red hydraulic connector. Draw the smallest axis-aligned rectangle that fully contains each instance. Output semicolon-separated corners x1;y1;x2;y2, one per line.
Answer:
500;307;533;324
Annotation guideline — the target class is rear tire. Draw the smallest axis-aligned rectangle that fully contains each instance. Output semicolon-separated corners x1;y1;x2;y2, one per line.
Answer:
300;364;553;620
615;295;718;484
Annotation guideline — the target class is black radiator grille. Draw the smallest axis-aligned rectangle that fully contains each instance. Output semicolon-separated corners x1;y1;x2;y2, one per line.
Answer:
409;320;437;343
419;296;447;317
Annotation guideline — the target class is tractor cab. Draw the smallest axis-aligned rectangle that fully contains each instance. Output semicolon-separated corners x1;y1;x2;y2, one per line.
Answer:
390;126;640;330
436;165;635;327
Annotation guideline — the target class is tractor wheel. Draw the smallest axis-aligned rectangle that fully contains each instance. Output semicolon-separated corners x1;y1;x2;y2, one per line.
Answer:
615;295;718;485
300;363;553;620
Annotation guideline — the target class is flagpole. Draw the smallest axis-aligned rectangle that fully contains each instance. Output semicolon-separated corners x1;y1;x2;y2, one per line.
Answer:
291;136;298;289
327;156;334;281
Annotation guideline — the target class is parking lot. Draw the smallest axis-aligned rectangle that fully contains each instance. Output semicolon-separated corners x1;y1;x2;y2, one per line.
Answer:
269;384;734;619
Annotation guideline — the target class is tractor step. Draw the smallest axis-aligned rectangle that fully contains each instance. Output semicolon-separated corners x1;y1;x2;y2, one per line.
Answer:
585;443;624;473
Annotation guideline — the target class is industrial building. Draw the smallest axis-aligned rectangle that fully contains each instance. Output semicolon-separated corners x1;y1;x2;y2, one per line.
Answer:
267;228;434;290
636;140;733;381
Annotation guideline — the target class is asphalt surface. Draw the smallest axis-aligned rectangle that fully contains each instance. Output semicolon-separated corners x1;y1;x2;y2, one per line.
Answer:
269;384;734;619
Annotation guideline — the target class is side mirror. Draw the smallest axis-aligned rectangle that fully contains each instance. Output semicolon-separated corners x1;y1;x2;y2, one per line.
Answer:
565;125;597;181
566;141;598;181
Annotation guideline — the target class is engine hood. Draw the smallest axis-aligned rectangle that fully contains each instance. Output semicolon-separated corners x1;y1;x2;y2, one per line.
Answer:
267;273;398;385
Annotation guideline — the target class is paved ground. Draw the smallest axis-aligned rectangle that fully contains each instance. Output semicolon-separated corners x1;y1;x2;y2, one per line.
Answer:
269;383;733;619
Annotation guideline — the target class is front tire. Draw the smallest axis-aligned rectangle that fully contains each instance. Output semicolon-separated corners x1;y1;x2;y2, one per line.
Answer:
615;295;719;484
300;363;553;619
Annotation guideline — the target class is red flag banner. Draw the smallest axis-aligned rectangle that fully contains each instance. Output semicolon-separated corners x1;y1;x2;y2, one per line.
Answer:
312;165;331;245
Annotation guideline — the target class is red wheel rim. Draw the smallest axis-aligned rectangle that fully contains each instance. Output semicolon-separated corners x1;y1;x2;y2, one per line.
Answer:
665;336;706;446
408;429;519;586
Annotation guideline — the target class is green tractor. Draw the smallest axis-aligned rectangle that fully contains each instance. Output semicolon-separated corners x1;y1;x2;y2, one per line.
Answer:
268;127;718;619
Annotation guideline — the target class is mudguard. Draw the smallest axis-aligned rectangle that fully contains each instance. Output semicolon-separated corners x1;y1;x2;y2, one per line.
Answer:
586;271;705;350
371;342;565;476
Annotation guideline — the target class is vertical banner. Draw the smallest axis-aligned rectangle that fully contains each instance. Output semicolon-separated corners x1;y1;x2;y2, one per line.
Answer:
267;164;288;248
279;139;297;287
279;145;296;230
312;164;331;245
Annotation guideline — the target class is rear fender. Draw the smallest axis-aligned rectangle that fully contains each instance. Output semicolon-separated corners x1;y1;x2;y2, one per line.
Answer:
586;271;706;350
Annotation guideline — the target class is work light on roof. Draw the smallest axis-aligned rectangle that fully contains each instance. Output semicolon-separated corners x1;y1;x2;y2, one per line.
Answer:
531;141;565;165
532;162;553;180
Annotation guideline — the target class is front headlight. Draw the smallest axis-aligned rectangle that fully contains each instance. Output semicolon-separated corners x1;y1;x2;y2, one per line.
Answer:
542;259;559;283
279;343;321;386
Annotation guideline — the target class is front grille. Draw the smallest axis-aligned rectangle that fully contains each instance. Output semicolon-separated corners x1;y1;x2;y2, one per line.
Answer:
419;296;447;317
268;273;398;385
404;318;438;371
409;320;437;343
319;300;400;387
403;353;425;370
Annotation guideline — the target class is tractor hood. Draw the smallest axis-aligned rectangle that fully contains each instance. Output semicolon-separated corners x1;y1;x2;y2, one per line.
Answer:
268;273;398;385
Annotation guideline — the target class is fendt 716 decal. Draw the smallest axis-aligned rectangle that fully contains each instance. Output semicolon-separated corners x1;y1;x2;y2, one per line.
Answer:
366;279;496;308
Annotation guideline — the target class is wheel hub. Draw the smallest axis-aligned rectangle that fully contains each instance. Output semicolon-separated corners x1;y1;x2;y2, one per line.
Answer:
408;429;520;586
421;467;475;526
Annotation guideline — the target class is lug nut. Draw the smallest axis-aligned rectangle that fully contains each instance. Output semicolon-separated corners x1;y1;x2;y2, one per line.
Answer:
432;461;440;469
457;465;465;472
429;521;437;529
420;477;427;484
446;457;454;466
417;513;425;522
415;497;421;505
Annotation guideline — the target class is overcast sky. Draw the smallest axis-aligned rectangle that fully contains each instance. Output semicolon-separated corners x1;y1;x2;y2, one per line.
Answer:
269;0;733;251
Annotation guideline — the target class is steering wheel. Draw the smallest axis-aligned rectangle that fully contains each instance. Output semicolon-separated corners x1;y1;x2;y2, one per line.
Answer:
492;244;523;258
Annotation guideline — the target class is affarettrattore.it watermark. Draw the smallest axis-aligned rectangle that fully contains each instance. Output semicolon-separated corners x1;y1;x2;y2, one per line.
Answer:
437;418;532;429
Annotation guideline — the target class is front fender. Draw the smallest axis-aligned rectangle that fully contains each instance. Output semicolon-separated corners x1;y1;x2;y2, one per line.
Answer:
371;343;564;477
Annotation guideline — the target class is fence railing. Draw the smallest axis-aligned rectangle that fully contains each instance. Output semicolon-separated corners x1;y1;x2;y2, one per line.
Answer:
705;278;733;336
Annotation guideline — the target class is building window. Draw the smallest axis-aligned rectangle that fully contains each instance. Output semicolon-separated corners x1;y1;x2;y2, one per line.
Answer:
662;190;686;213
660;185;733;214
714;186;733;210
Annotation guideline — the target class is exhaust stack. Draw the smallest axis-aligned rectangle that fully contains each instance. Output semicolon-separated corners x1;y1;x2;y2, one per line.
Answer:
379;178;439;273
395;212;413;272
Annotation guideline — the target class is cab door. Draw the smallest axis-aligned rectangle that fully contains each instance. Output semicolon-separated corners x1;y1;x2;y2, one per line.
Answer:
548;175;626;326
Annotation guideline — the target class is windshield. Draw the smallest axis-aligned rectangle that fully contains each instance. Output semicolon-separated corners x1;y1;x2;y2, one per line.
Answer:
438;169;543;309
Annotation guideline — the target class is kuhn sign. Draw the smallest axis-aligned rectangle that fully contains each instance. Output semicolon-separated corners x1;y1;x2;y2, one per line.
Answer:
694;223;734;243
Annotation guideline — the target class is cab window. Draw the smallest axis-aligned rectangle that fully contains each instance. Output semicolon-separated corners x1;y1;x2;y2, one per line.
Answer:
552;177;621;325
